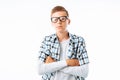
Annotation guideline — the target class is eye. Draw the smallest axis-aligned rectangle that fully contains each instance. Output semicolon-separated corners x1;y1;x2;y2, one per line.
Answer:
60;17;66;21
51;17;58;23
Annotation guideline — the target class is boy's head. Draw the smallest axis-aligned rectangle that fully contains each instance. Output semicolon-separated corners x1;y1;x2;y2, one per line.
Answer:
51;6;69;17
50;6;70;33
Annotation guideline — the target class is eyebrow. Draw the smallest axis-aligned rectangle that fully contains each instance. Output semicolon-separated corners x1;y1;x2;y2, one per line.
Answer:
51;16;68;18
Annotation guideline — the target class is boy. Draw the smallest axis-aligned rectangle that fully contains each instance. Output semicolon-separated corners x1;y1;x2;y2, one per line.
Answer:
38;6;89;80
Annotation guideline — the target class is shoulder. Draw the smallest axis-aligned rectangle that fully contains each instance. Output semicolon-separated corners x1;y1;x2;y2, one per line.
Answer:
43;33;56;41
70;33;85;42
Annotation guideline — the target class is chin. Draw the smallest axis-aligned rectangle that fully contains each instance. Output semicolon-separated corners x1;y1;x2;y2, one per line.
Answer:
56;30;65;33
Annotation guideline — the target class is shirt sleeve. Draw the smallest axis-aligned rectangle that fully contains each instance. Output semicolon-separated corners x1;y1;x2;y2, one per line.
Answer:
38;60;67;75
59;63;89;78
77;37;89;65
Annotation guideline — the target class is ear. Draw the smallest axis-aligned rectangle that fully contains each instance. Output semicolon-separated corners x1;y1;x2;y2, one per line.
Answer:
67;19;70;25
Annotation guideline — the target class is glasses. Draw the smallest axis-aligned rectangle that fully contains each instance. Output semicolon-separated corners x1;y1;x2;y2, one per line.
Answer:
51;16;68;23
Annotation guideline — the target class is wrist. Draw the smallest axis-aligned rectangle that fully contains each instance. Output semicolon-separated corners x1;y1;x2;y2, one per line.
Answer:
66;59;69;66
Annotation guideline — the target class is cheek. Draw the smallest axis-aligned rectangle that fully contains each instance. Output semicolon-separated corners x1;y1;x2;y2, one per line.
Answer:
51;23;57;29
63;22;68;26
51;23;55;26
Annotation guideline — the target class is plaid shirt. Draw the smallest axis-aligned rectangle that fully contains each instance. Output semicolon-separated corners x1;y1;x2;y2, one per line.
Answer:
39;33;89;80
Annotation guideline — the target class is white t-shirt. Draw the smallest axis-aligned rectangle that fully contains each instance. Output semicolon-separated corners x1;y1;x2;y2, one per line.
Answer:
54;39;76;80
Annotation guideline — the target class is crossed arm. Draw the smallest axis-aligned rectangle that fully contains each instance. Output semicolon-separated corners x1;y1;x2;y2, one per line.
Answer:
45;56;80;66
39;56;88;77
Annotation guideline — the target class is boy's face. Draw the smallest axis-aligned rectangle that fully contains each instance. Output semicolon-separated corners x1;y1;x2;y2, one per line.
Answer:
51;11;70;33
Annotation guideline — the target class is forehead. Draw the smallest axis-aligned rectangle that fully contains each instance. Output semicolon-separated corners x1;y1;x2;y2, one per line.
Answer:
51;11;67;17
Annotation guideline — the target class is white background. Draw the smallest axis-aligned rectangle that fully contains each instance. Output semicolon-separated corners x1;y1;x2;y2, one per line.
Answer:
0;0;120;80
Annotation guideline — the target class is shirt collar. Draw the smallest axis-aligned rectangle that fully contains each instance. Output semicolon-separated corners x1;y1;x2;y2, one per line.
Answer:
52;32;74;43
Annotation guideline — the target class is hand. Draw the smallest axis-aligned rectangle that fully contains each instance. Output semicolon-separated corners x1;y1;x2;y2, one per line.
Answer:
45;56;56;64
66;59;80;66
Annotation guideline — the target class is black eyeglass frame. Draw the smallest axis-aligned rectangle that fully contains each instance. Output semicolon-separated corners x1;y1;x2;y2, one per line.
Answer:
51;16;68;23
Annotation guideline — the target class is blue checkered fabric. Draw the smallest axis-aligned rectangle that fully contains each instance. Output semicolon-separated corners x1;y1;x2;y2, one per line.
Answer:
39;33;89;80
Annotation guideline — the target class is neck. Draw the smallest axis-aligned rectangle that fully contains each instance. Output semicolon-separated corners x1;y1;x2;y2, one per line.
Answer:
56;31;69;42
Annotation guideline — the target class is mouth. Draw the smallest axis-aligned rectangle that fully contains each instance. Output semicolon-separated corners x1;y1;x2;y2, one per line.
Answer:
56;26;62;29
56;26;62;28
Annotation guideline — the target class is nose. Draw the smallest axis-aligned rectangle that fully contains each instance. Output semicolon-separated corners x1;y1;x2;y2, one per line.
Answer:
56;19;62;24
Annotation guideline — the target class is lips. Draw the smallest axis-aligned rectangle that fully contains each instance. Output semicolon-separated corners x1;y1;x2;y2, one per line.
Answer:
56;25;62;27
56;25;62;28
57;26;62;27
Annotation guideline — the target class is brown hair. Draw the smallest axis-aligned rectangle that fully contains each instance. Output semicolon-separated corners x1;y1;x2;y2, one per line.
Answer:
51;6;69;17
